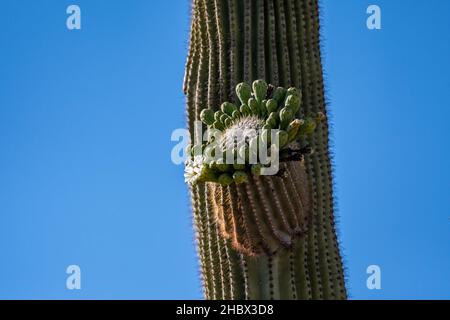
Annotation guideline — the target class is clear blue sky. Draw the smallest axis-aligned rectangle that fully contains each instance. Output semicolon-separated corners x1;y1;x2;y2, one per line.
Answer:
0;0;449;299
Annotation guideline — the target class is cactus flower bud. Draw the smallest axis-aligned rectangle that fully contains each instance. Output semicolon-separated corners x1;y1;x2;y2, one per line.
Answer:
213;120;224;131
248;98;260;115
252;79;268;102
200;109;215;125
286;87;300;97
260;99;268;117
316;111;326;122
236;82;252;106
202;171;219;183
214;111;223;121
279;107;294;129
285;94;301;115
224;118;232;127
266;99;278;114
218;173;234;186
268;112;279;125
277;130;289;148
287;119;304;142
251;164;262;176
232;110;241;120
221;102;238;116
298;118;317;137
233;171;248;184
272;87;287;103
220;114;230;124
265;117;277;129
240;104;251;116
215;162;230;172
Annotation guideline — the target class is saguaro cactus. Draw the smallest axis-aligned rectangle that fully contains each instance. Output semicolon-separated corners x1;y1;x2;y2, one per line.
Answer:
183;0;346;299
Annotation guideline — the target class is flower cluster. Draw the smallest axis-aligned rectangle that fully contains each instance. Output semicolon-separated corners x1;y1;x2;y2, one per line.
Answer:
184;80;324;186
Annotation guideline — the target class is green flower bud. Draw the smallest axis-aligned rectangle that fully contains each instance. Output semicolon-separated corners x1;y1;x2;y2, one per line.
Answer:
199;170;219;183
268;112;279;125
287;119;304;142
221;102;238;116
277;130;289;148
224;118;232;127
213;120;224;131
279;107;294;129
248;98;260;115
204;176;219;183
272;87;287;103
233;171;248;184
316;111;326;122
266;99;278;114
252;79;268;102
214;111;224;121
236;82;252;106
286;87;301;97
285;94;301;115
232;110;241;120
220;114;230;124
298;118;317;137
240;104;251;116
200;109;215;126
218;173;234;186
260;99;267;117
251;164;262;176
265;117;277;129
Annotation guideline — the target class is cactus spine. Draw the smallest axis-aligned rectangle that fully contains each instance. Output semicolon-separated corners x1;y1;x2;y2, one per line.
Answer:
183;0;346;299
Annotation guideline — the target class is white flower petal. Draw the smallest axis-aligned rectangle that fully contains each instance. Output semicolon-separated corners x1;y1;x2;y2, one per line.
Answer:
184;156;205;185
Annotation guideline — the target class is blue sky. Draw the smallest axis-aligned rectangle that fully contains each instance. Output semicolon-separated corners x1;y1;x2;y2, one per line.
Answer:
0;0;449;299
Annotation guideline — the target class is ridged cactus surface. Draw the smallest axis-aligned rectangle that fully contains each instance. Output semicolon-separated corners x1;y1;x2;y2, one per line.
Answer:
183;0;346;300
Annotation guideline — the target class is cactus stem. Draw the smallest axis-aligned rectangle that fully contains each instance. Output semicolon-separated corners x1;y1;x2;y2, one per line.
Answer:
185;0;346;300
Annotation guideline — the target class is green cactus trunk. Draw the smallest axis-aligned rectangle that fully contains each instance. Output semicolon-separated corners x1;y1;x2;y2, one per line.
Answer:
184;0;346;300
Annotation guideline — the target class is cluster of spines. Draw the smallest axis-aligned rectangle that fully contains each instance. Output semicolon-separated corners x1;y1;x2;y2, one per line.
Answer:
184;0;346;300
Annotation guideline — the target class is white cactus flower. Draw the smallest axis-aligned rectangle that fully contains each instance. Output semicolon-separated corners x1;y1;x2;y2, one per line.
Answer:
184;156;204;185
